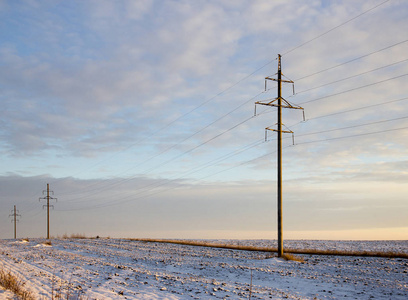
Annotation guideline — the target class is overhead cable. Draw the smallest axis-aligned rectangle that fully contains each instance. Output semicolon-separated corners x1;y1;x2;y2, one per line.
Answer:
282;0;391;56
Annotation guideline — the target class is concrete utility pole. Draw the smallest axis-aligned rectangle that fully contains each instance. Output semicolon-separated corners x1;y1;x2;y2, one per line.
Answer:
39;183;57;239
255;54;304;257
9;205;21;239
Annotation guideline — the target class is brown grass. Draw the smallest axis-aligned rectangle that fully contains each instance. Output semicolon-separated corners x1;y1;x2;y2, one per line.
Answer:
60;233;104;240
0;268;35;300
133;238;278;252
280;253;305;262
287;248;408;259
130;238;408;259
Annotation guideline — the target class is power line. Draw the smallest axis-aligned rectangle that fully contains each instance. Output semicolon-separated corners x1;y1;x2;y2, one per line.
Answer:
262;38;408;96
309;96;408;121
294;38;408;82
295;126;408;145
231;126;408;180
258;95;408;120
191;120;408;183
282;0;391;56
293;58;408;95
297;116;408;137
299;73;408;105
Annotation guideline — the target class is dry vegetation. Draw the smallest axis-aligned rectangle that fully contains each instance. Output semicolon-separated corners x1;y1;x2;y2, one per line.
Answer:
0;268;34;300
280;253;305;262
287;247;408;259
0;264;86;300
62;233;88;239
131;238;408;259
60;233;104;239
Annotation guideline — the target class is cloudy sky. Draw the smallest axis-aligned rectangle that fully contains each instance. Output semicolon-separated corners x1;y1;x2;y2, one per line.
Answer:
1;0;407;240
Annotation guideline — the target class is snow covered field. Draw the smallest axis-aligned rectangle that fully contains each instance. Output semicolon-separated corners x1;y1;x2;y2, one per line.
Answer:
0;238;407;299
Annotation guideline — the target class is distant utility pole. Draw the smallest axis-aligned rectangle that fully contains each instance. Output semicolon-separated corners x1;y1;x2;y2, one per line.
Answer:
255;54;304;257
39;183;57;239
9;205;21;239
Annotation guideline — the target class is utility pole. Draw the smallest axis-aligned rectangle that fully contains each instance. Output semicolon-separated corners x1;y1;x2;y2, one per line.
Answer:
39;183;57;239
255;54;304;257
9;205;21;239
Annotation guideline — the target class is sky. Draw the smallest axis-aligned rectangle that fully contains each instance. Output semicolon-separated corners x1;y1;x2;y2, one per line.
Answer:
0;0;407;240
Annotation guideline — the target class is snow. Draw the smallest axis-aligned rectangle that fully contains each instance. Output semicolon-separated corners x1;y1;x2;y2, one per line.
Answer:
0;239;407;299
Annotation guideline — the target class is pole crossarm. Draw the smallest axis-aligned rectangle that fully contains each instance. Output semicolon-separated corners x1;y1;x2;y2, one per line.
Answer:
9;208;21;218
266;127;293;134
254;97;304;119
265;76;293;84
265;69;295;93
265;126;295;145
9;209;21;219
8;214;21;219
39;196;57;201
255;97;303;110
42;204;55;209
